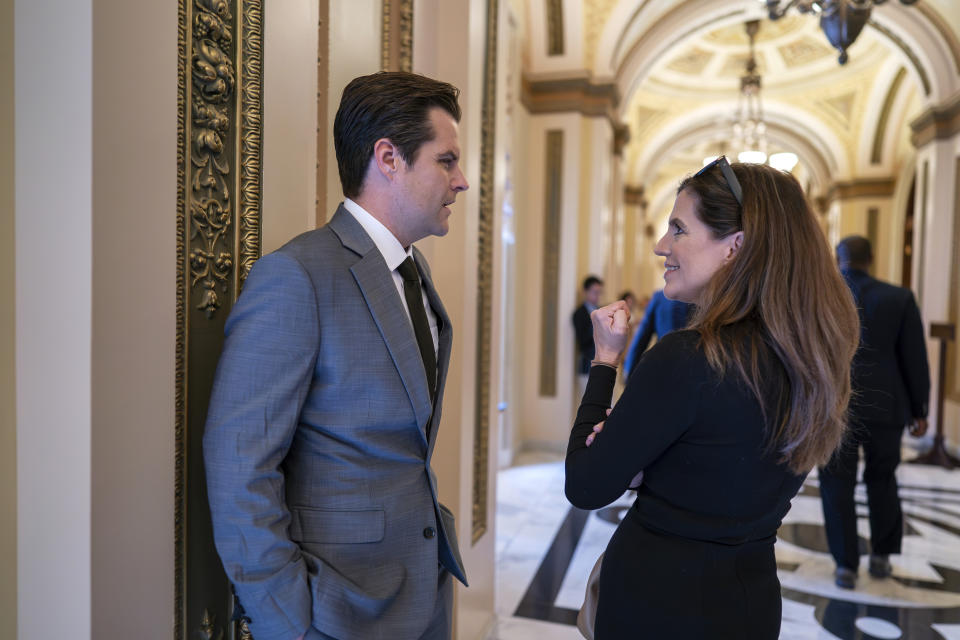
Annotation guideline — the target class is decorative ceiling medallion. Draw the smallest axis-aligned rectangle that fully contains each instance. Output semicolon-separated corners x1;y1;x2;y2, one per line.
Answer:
778;37;835;67
584;0;619;68
630;105;665;134
703;15;807;46
820;91;857;126
665;47;714;75
720;51;767;78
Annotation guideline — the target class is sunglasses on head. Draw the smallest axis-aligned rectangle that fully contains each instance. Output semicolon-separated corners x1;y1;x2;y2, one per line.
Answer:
696;156;743;207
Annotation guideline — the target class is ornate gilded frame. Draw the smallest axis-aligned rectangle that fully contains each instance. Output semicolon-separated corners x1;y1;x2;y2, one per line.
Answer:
472;0;499;545
176;0;263;638
381;0;413;72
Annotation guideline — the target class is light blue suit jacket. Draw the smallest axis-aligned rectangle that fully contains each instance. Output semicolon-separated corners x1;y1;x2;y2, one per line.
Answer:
203;206;467;640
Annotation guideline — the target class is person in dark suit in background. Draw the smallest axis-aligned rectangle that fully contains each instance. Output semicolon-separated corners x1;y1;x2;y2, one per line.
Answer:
573;276;604;398
819;235;930;590
622;290;693;376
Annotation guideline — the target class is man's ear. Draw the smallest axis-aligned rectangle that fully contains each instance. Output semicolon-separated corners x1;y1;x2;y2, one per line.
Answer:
373;137;401;179
726;231;744;261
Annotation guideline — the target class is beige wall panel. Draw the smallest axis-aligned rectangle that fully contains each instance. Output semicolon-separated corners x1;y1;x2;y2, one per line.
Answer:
15;1;93;637
518;113;581;449
262;0;319;252
324;0;382;217
0;0;16;634
833;198;896;279
90;0;176;636
915;139;958;446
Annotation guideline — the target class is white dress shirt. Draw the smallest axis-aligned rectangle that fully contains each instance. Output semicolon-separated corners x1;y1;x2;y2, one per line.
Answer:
343;198;439;355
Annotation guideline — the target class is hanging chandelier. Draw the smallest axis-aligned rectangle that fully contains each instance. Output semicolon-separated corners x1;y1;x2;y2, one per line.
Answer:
733;20;769;164
764;0;918;65
712;20;798;171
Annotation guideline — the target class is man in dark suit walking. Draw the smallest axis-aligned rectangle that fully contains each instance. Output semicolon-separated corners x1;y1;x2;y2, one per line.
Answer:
819;235;930;590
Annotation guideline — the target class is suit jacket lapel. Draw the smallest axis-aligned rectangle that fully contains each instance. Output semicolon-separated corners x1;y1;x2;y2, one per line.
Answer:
329;207;434;436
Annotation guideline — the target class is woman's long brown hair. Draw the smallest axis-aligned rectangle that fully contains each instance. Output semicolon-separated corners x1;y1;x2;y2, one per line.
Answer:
679;162;860;474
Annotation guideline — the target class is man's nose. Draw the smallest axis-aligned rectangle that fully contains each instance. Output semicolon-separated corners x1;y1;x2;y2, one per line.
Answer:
452;167;469;192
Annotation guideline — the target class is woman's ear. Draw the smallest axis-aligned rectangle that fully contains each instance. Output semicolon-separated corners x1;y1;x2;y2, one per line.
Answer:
726;231;744;261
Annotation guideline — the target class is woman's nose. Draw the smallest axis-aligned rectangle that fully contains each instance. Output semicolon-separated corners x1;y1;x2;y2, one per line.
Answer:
654;233;669;257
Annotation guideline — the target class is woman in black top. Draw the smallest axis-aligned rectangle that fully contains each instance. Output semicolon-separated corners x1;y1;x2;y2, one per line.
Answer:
566;159;860;639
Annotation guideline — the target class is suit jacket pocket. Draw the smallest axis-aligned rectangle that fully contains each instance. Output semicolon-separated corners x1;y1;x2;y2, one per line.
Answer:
290;506;385;544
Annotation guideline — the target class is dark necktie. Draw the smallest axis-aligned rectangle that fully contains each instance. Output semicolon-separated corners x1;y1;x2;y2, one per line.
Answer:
397;256;437;404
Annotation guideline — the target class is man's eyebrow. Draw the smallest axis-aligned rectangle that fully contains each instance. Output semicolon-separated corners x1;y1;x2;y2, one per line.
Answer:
669;217;686;229
436;150;459;161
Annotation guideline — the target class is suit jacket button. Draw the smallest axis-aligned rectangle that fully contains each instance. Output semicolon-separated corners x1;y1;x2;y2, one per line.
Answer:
423;526;436;539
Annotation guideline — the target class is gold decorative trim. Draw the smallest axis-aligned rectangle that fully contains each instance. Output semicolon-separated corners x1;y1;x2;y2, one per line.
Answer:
381;0;414;73
825;177;896;203
539;130;563;398
238;0;263;289
473;0;499;546
188;1;237;318
910;91;960;148
316;2;329;226
623;184;646;207
871;67;907;165
177;1;263;638
868;19;931;97
546;0;564;56
521;73;625;139
175;1;187;634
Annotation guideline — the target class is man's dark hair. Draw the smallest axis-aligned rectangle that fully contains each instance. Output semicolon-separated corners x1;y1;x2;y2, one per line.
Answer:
333;71;461;198
582;275;603;290
836;235;872;269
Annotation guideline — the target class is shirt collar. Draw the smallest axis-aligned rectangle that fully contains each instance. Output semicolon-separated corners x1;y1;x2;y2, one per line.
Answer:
343;198;412;271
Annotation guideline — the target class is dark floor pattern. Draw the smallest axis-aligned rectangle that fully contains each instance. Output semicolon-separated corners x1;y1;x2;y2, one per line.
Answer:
514;478;960;639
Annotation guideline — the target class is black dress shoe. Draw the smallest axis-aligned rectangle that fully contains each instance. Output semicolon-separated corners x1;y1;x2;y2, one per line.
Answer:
835;567;857;589
869;554;892;578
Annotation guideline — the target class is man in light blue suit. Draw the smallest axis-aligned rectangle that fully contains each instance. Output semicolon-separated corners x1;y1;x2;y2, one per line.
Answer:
203;72;469;640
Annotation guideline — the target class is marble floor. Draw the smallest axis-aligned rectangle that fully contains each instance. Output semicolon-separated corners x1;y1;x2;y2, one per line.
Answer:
487;449;960;640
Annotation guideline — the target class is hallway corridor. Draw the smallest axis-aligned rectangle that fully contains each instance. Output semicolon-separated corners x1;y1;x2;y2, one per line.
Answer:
491;451;960;639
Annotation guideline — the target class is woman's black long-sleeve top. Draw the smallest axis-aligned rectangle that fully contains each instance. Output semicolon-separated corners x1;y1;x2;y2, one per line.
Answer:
565;329;806;544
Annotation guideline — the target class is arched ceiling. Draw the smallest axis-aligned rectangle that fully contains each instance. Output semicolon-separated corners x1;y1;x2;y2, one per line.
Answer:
560;0;960;206
621;11;910;191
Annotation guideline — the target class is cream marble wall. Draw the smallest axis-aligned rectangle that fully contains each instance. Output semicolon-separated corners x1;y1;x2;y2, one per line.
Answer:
323;0;382;219
16;0;94;636
833;197;897;279
89;0;177;636
262;0;320;252
517;113;582;448
914;137;960;450
0;0;16;635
